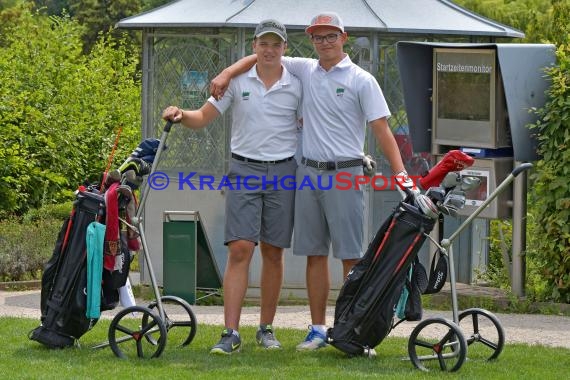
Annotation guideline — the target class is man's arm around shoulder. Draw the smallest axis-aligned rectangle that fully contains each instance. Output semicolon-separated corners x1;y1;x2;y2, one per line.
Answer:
210;54;257;99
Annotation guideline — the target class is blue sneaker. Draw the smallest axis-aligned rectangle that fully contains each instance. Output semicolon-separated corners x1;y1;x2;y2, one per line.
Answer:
210;328;241;355
296;325;327;351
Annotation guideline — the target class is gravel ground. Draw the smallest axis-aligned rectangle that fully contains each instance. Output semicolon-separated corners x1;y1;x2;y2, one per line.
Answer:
2;289;569;349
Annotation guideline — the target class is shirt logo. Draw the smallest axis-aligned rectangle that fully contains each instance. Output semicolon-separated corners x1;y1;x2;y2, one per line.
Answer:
242;91;250;100
336;88;345;97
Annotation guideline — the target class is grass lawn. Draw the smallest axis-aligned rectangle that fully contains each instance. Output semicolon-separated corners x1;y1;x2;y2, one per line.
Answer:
2;317;569;379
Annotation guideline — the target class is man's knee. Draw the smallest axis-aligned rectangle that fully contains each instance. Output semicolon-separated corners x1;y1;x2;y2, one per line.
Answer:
227;240;255;264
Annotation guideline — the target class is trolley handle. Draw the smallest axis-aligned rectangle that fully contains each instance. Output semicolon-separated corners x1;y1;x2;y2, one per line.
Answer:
512;162;533;177
163;120;174;132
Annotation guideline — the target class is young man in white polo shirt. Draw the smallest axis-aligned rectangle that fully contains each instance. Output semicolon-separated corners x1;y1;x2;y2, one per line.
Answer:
209;12;417;352
162;19;302;355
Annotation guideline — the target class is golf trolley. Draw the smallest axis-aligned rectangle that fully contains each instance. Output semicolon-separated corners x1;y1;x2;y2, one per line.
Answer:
91;120;199;359
405;162;532;371
327;150;532;372
30;120;197;358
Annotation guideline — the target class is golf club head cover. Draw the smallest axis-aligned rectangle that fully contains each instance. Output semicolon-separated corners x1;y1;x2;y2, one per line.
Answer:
130;138;163;163
419;150;474;190
118;157;151;177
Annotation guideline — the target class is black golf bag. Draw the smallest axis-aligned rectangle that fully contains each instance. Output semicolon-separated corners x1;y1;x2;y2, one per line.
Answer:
29;139;161;349
29;190;105;348
327;200;436;356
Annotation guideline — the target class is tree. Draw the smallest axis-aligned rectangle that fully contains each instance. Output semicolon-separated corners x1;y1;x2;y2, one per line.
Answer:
455;0;553;42
32;0;69;15
30;0;172;53
67;0;141;53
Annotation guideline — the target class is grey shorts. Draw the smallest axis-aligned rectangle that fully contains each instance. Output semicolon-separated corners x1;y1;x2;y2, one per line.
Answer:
293;164;365;260
224;157;297;248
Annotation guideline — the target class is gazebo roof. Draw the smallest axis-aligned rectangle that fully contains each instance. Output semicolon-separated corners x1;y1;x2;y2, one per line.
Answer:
117;0;524;38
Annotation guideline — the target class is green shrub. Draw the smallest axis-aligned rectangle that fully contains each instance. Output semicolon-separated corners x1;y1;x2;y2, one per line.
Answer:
23;202;73;223
529;41;570;303
483;212;551;301
0;216;63;282
0;4;140;216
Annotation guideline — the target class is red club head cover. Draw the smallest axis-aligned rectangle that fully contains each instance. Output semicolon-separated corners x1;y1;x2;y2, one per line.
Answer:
419;150;474;189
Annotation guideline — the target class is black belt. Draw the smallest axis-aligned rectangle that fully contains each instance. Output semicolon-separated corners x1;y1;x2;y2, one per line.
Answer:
301;157;364;170
232;153;294;164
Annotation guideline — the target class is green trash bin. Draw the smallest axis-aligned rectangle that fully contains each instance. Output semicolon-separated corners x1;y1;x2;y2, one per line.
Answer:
163;211;222;304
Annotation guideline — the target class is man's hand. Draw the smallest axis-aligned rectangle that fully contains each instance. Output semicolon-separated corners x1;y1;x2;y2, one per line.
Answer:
209;70;231;100
362;155;377;177
162;106;183;123
394;170;420;199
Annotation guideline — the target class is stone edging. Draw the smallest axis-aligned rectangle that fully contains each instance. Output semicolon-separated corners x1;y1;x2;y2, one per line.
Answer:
0;280;41;291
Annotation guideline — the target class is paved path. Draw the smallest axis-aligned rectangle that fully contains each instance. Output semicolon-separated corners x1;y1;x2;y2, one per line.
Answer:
2;289;569;349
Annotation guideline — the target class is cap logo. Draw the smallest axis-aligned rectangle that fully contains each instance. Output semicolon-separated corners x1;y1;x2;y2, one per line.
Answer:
315;15;334;24
261;21;285;33
255;19;287;41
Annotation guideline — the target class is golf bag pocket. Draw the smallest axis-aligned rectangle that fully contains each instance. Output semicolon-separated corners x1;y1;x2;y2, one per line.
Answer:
103;233;131;290
396;258;427;321
424;249;447;294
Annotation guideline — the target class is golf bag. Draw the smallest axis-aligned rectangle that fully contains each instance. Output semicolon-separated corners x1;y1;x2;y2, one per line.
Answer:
29;190;105;348
29;139;161;349
327;200;436;356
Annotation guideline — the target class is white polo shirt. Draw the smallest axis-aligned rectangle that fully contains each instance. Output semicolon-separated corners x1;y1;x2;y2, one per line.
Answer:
282;55;390;161
208;65;302;161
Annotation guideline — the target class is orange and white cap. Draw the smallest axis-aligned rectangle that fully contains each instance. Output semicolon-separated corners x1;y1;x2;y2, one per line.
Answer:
305;12;345;34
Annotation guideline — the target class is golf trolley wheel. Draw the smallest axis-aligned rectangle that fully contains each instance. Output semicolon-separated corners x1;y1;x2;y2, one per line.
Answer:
108;305;167;359
143;295;198;347
458;308;505;361
408;317;467;372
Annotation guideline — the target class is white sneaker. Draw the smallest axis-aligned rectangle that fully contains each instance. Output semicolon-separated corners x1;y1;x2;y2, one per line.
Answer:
296;325;327;351
362;347;377;358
